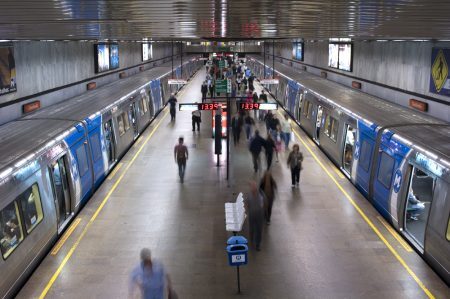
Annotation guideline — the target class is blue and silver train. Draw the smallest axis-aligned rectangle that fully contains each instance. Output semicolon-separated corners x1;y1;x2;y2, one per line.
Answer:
0;57;202;298
247;56;450;285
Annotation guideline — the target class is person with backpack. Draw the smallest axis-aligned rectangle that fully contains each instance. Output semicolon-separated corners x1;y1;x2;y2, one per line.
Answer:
192;107;201;132
287;144;304;188
174;137;189;183
249;130;266;173
167;93;177;121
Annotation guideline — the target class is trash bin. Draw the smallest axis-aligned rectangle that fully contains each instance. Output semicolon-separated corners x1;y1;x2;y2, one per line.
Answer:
226;236;248;266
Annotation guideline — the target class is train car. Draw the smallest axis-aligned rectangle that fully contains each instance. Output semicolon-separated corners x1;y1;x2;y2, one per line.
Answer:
0;56;201;299
247;55;450;285
0;119;89;298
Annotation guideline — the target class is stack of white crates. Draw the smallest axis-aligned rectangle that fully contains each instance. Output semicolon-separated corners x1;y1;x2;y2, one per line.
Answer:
225;193;246;232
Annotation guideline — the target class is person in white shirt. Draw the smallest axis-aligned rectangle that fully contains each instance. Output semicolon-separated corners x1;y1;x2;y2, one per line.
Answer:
280;114;293;150
192;107;201;132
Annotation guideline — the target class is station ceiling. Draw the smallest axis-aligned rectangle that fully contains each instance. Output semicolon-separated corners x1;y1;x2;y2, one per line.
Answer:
0;0;449;41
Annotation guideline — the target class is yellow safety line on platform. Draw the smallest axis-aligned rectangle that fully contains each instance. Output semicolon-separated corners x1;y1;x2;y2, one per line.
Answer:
50;218;81;256
107;162;122;180
134;137;143;146
332;165;345;179
291;128;434;299
39;110;169;299
377;216;413;252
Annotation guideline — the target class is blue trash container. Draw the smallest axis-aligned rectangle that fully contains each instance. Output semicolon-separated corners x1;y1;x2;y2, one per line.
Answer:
226;236;248;266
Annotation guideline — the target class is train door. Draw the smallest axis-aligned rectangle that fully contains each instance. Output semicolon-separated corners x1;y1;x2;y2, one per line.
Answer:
103;120;116;167
295;91;304;121
403;166;436;248
314;105;323;144
50;156;72;230
129;103;139;139
342;125;356;176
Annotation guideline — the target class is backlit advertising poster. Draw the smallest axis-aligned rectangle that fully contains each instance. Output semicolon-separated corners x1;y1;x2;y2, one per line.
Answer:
95;44;110;73
142;43;149;61
292;42;303;61
328;43;339;68
0;46;17;95
110;44;119;69
338;43;352;71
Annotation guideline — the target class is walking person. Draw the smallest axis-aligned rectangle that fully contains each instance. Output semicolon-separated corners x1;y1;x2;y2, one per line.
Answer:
249;130;266;173
167;93;177;121
243;112;255;140
259;170;277;225
201;81;208;102
231;113;242;145
174;137;188;183
192;108;201;132
209;79;215;98
274;126;283;162
246;181;265;251
287;144;304;188
129;248;173;299
280;114;293;150
264;134;276;169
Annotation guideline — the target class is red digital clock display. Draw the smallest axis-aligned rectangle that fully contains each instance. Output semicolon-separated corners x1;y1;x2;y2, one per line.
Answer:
240;103;260;110
199;103;221;110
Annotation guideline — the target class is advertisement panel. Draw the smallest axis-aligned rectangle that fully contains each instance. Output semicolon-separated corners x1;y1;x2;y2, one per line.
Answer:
142;43;149;61
328;43;339;68
95;44;110;73
0;46;17;95
110;44;119;69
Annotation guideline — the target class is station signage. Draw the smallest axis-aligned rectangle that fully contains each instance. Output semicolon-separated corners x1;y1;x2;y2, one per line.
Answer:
168;79;187;85
260;78;279;85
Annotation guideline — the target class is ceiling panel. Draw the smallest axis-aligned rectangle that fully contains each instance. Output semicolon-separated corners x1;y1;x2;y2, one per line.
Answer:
0;0;449;40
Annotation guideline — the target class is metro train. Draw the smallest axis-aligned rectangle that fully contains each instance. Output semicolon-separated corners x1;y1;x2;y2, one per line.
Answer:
0;57;202;298
247;56;450;285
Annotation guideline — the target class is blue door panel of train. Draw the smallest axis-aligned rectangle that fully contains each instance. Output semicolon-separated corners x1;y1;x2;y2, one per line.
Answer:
354;121;377;197
63;126;91;204
85;115;108;188
150;80;162;112
287;80;299;115
71;137;93;203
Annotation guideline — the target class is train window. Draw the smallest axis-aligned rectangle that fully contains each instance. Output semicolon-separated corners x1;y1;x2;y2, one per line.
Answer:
0;201;24;259
117;114;125;136
377;152;395;189
75;144;89;177
303;101;309;117
404;166;436;247
447;216;450;241
359;140;372;172
122;112;130;131
331;118;339;141
18;184;44;234
324;115;339;142
89;133;102;162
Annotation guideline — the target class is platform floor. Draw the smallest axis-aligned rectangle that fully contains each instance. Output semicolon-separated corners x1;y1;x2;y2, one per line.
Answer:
18;66;450;299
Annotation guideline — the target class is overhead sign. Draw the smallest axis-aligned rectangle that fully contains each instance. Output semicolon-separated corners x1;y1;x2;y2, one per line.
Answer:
260;78;279;85
216;79;231;93
168;79;187;85
430;48;450;96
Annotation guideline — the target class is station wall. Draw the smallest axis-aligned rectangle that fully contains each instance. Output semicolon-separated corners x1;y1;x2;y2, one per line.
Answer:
264;40;450;122
0;41;180;125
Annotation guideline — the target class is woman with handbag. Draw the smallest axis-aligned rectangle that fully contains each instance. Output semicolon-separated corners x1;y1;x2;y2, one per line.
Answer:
287;144;304;188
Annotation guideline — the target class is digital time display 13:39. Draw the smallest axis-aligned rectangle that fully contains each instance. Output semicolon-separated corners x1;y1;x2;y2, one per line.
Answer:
240;103;260;110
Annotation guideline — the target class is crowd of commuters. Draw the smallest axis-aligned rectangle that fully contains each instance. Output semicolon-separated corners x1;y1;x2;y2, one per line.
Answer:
131;56;305;298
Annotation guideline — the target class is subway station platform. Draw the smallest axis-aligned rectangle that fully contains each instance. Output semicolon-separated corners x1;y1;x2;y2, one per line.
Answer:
18;66;450;299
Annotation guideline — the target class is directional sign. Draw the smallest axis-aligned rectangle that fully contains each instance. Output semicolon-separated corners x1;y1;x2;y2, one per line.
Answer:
216;79;229;93
260;78;279;85
219;60;225;69
168;79;187;85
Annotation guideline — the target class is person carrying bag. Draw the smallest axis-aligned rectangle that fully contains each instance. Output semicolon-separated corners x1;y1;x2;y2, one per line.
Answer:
287;144;303;188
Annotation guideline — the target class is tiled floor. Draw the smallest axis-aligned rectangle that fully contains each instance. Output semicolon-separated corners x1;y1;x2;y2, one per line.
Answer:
18;67;449;299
